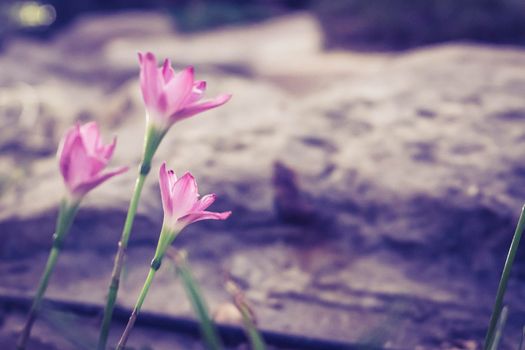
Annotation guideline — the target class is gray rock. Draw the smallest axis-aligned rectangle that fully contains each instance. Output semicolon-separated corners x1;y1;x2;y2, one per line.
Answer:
0;11;524;349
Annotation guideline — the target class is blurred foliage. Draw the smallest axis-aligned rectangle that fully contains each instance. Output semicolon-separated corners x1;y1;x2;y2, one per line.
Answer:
2;0;310;36
2;0;525;49
171;1;280;32
40;308;96;350
168;249;223;350
169;0;310;32
313;0;525;50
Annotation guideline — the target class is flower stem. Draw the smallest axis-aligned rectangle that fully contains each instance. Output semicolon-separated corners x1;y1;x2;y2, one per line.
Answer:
97;172;147;350
17;200;79;350
484;205;525;350
97;125;164;350
17;247;60;350
116;267;157;350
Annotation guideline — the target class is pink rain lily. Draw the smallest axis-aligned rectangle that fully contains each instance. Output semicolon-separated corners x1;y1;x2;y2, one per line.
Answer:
138;52;231;129
159;162;231;231
58;122;128;199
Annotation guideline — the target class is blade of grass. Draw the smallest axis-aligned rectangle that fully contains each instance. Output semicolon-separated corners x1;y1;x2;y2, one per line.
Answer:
167;248;224;350
40;306;96;350
225;280;267;350
238;303;267;350
484;205;525;350
489;305;508;350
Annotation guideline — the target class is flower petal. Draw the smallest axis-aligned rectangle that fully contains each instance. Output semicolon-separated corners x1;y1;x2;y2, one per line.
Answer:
72;166;128;197
170;172;199;218
163;66;195;115
139;52;162;107
157;91;169;115
187;80;206;104
65;135;95;190
101;136;117;161
79;121;101;153
171;94;232;122
162;58;175;82
167;169;177;188
57;124;80;182
159;162;174;218
178;210;232;226
79;123;118;175
191;194;216;212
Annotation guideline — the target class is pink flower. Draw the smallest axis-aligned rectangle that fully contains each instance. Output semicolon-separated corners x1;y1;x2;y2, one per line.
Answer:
159;162;231;231
58;122;128;199
138;52;232;129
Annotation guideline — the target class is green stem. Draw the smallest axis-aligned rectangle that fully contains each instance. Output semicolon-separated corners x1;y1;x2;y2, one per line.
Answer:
172;250;223;350
97;125;164;350
97;172;147;350
17;200;79;350
116;267;157;350
238;304;266;350
113;224;174;350
484;205;525;350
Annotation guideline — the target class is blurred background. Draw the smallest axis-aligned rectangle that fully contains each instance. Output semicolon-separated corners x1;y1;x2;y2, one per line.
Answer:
2;0;525;48
1;1;525;349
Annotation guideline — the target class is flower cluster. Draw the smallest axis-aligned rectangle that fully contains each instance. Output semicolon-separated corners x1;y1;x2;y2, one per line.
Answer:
18;52;232;350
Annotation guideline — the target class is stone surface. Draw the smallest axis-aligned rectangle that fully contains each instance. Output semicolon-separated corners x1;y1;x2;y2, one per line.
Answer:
0;11;525;349
312;0;525;50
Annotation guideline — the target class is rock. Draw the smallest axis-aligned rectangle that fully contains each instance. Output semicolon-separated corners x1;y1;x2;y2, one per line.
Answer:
312;0;525;50
213;303;243;325
0;11;525;349
272;161;318;226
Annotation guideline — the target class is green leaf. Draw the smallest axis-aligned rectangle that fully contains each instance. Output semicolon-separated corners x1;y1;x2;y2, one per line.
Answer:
40;307;96;350
171;250;224;350
484;206;525;350
225;280;267;350
238;304;267;350
489;305;508;350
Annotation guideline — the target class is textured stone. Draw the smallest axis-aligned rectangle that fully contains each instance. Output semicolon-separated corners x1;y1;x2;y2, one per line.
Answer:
0;11;525;349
